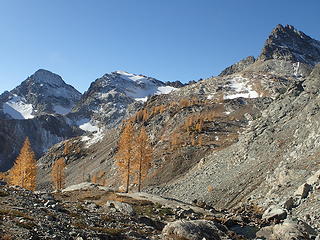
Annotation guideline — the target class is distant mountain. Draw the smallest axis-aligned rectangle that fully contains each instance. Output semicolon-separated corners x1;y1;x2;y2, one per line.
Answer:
0;69;81;119
0;70;179;170
69;70;177;131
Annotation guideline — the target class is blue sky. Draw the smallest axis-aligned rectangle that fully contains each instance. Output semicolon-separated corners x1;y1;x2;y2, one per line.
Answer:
0;0;320;93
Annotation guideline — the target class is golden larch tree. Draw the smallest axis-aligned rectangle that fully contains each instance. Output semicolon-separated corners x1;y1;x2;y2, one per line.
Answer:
51;157;66;191
115;121;134;193
132;127;153;192
9;137;37;191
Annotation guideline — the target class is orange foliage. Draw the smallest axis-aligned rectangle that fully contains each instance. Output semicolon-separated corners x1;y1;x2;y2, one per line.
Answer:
9;137;37;191
115;121;134;193
132;127;153;192
51;158;66;191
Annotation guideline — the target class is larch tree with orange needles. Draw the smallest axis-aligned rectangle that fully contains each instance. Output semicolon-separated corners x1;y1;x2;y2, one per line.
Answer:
115;121;134;193
132;127;153;192
9;137;37;191
51;157;66;191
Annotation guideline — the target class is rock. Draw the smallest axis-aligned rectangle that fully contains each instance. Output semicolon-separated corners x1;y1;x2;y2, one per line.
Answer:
219;56;255;76
62;182;97;192
162;220;229;240
105;200;134;216
44;200;56;207
282;197;295;210
294;183;312;199
138;216;165;231
42;193;55;200
262;205;287;221
306;169;320;186
257;219;318;240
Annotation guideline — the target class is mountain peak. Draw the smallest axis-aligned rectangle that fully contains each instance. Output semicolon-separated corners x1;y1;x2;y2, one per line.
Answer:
30;69;65;86
258;24;320;66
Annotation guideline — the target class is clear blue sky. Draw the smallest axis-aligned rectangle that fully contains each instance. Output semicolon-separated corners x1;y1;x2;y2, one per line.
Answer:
0;0;320;93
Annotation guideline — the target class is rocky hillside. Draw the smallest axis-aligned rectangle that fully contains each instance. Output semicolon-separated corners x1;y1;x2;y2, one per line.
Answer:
1;183;318;240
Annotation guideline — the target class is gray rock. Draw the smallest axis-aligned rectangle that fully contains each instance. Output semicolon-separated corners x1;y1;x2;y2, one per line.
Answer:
257;219;318;240
294;183;312;199
162;220;230;240
262;205;287;221
105;200;134;216
282;197;295;210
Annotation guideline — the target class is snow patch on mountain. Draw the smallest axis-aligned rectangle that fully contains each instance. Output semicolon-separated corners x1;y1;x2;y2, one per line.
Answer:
2;95;34;119
223;76;259;100
81;130;104;148
113;71;177;102
76;118;99;132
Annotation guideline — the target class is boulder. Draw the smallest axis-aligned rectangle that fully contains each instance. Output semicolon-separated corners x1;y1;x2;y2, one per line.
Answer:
256;219;318;240
62;182;97;192
105;200;134;216
282;197;295;210
162;220;230;240
262;205;287;221
294;183;312;199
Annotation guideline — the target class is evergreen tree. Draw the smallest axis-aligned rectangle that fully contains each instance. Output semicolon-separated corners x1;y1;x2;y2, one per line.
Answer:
9;137;37;191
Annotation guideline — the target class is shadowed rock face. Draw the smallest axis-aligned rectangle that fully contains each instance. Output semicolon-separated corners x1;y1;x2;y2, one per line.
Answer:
0;115;82;171
258;24;320;66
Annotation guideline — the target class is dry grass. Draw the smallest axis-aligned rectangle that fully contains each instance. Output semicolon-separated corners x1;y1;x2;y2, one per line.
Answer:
0;234;14;240
0;209;34;221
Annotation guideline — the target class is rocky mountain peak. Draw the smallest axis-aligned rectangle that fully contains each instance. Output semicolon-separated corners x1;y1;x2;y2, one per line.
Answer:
28;69;66;87
258;24;320;66
0;70;81;119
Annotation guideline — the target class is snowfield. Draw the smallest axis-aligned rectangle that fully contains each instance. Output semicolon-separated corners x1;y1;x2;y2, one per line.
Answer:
223;76;259;100
115;71;177;102
3;95;34;119
76;118;99;132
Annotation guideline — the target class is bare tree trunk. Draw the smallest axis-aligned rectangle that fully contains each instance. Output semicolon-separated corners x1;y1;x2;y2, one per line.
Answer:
126;159;130;193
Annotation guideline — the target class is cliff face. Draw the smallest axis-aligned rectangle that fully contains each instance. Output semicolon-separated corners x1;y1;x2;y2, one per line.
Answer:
0;115;82;171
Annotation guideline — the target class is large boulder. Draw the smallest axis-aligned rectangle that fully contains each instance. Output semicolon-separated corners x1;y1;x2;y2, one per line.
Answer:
162;220;230;240
256;219;318;240
105;200;134;216
262;205;287;221
294;183;312;199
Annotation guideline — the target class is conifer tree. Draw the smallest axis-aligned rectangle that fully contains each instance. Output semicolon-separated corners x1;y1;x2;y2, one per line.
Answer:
115;121;134;193
51;157;66;191
132;127;153;192
9;137;37;191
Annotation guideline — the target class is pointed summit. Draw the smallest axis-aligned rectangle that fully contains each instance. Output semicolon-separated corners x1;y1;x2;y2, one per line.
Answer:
29;69;65;86
258;24;320;66
0;69;81;119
